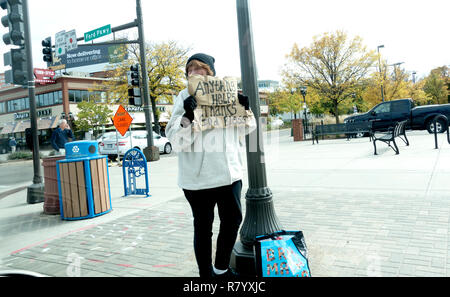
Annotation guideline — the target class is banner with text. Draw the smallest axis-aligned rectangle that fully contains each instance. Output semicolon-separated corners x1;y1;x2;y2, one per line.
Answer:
50;44;127;70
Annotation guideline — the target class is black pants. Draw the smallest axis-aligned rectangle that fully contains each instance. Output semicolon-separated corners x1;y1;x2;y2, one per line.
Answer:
183;180;243;277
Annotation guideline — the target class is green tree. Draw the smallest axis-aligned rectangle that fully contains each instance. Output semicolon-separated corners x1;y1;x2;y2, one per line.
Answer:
423;71;448;104
74;101;113;138
267;89;302;119
92;41;190;134
284;30;377;123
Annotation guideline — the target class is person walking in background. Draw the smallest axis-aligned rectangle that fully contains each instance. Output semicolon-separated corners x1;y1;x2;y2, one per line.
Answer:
51;119;75;155
166;53;256;278
9;137;17;153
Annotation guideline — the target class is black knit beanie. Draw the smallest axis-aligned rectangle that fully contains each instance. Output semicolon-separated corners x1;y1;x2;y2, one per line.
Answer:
186;53;216;76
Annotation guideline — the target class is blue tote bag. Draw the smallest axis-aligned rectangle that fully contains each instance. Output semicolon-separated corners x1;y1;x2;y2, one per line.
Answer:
254;230;311;277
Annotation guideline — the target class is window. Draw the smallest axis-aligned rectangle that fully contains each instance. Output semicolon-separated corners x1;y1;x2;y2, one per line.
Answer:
69;90;76;102
43;93;49;106
38;94;44;107
391;100;409;113
92;91;104;103
8;98;27;112
48;92;54;105
56;91;63;104
373;103;390;114
69;90;84;103
81;90;89;102
0;102;5;114
19;98;25;110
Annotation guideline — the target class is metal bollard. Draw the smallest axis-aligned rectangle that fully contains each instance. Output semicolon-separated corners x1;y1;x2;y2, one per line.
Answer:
433;114;449;149
434;119;438;149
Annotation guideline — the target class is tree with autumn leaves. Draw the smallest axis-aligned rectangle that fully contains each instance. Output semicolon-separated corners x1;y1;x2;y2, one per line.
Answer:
278;30;449;124
90;41;190;134
282;30;377;123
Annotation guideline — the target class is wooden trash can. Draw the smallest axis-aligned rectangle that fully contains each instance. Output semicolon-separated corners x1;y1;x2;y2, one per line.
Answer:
42;155;66;214
56;141;112;221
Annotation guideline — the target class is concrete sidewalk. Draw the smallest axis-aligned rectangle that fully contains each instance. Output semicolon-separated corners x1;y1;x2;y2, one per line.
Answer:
1;129;450;277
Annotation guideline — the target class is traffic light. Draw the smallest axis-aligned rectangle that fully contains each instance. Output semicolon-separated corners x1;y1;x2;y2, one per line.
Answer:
128;64;140;87
128;87;142;107
3;47;27;85
127;64;141;106
1;0;25;46
42;37;52;64
1;0;27;85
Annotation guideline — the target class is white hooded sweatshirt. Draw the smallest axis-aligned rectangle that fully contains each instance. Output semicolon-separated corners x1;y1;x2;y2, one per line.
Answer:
166;88;257;190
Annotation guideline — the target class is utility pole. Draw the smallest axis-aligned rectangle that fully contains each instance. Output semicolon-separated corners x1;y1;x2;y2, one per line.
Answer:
136;0;159;161
50;0;160;161
1;0;44;203
22;0;44;203
377;45;385;102
231;0;282;276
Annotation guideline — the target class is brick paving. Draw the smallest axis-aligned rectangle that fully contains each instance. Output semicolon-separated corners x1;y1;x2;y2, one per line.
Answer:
1;130;450;277
2;187;450;277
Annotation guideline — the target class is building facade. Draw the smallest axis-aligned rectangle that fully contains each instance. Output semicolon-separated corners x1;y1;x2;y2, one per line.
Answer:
0;73;172;153
0;72;271;153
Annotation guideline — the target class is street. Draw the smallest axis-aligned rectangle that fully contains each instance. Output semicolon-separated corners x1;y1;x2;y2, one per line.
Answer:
0;160;34;186
0;160;34;198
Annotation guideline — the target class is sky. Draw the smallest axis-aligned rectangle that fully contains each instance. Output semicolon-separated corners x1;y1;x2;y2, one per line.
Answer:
0;0;449;84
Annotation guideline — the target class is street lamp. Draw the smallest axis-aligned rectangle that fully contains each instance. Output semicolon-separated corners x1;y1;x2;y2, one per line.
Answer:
377;45;385;102
232;0;282;276
390;62;404;80
412;71;417;84
61;112;75;127
290;87;297;120
300;86;307;135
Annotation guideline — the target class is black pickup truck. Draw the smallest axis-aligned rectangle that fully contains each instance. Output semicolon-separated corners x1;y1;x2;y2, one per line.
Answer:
344;98;450;134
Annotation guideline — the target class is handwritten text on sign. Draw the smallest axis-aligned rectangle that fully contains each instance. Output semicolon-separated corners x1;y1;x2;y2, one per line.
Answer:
188;75;253;131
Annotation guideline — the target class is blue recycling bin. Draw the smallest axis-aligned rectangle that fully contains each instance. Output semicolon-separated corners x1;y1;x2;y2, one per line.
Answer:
56;141;112;220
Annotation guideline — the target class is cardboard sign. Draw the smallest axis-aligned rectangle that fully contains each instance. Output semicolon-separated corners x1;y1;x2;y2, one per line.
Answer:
188;75;254;132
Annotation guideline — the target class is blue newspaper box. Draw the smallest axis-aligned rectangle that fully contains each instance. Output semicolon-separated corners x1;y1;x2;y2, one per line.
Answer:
56;141;112;220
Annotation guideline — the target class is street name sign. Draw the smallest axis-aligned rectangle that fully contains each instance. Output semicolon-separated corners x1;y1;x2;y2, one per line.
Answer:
84;24;112;42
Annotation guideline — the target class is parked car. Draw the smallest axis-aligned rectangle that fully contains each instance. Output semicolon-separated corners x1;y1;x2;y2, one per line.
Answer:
344;98;450;134
271;118;284;128
98;130;172;161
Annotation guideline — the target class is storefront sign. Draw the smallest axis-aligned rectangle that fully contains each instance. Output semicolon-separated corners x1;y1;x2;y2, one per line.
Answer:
34;68;56;85
14;109;52;120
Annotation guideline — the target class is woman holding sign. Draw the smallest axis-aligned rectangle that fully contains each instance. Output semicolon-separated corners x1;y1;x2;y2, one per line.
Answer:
166;53;256;278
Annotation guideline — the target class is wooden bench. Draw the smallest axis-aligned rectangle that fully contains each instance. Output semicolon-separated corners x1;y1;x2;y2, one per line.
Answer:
373;120;409;155
313;121;373;144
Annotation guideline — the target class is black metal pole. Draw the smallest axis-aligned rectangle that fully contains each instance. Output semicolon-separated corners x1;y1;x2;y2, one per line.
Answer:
22;0;44;204
434;119;438;149
231;0;282;276
136;0;159;161
377;46;385;102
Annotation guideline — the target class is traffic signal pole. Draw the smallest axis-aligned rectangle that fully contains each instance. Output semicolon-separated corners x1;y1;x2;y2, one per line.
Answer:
52;0;159;161
23;0;44;203
136;0;159;161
